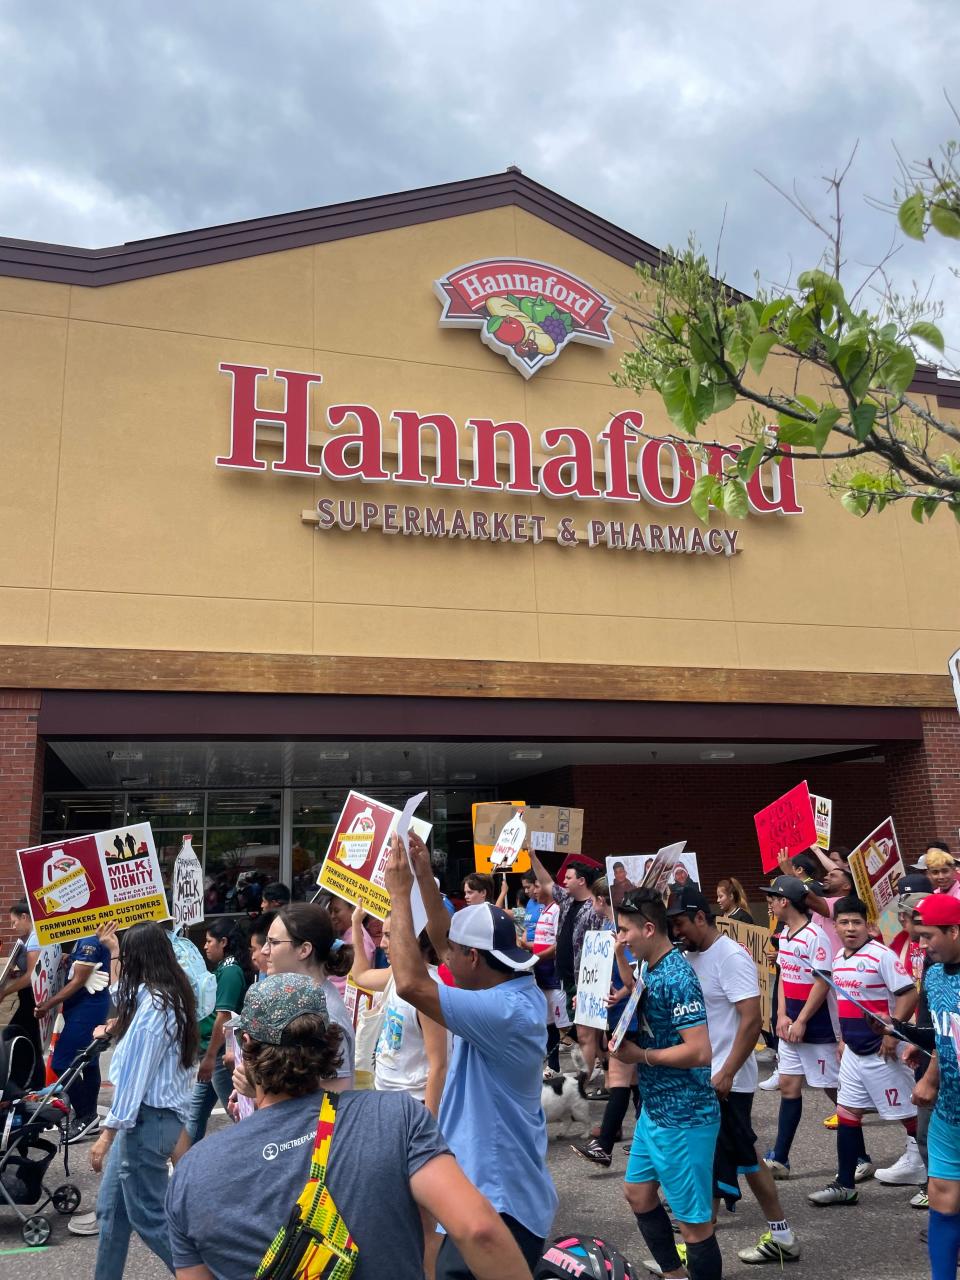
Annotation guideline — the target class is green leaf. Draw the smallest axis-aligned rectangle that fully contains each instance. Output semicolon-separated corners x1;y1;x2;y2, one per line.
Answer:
760;298;791;326
911;497;927;523
841;491;869;517
666;312;686;338
722;477;749;518
898;191;926;239
710;381;737;413
878;348;916;396
737;302;760;340
850;403;878;442
486;316;503;333
689;474;721;523
775;422;814;446
908;321;945;353
748;332;777;374
811;406;842;452
787;311;818;350
693;381;715;421
736;439;767;480
506;294;521;309
560;311;574;331
930;202;960;239
660;368;700;434
725;331;750;370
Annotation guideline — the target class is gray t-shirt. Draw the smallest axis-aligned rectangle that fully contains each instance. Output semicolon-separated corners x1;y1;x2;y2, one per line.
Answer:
323;979;356;1079
166;1090;448;1279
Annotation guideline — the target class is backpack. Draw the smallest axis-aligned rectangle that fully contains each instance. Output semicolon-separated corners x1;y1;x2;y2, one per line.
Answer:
170;933;217;1019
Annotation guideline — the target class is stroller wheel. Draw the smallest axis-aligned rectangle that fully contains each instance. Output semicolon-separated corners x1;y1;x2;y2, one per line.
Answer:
22;1214;52;1247
53;1183;82;1215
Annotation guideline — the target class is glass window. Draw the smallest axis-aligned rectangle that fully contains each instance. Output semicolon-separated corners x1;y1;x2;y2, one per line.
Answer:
203;830;281;915
205;792;281;828
42;793;125;835
125;794;203;829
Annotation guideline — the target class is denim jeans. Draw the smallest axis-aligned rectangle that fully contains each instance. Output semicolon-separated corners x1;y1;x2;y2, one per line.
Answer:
185;1050;235;1142
94;1104;183;1279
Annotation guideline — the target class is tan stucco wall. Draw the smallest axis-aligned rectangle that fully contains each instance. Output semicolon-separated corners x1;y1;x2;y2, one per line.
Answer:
1;205;958;674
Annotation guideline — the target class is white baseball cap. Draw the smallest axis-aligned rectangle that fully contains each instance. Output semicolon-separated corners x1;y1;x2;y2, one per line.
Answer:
448;904;538;972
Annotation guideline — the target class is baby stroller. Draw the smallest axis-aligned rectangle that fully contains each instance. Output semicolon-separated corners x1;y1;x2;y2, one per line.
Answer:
0;1026;108;1246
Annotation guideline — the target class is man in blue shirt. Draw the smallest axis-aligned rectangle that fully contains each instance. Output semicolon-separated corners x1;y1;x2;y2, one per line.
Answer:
611;887;721;1280
521;871;542;943
386;834;556;1280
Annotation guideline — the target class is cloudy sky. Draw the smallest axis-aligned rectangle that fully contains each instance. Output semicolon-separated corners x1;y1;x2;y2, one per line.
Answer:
2;1;957;357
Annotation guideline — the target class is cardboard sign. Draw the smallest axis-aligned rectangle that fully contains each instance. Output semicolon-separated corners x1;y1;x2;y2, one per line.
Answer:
574;930;616;1029
472;802;530;874
715;915;774;1030
32;945;68;1053
172;836;204;932
608;961;647;1053
317;790;432;920
18;823;170;946
523;806;584;856
607;852;700;906
848;817;904;923
811;795;832;851
639;841;688;894
754;781;817;873
344;975;375;1030
490;814;527;868
0;940;25;989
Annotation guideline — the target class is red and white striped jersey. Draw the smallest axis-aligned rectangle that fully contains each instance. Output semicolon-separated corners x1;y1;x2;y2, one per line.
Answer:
777;920;836;1044
832;939;913;1056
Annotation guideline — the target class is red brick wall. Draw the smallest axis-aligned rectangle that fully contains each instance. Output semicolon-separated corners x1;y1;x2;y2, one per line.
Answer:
0;690;43;939
886;708;960;861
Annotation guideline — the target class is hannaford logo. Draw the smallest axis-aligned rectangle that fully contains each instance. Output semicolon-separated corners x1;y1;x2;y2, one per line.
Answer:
434;258;614;378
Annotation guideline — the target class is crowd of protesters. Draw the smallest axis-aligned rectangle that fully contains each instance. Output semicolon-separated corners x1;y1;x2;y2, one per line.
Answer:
4;833;960;1280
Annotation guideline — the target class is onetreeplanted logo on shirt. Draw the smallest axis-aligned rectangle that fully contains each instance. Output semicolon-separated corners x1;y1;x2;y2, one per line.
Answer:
434;258;614;378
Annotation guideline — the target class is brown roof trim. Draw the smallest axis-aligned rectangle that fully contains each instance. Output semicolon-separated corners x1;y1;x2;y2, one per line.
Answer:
2;167;957;408
0;169;663;288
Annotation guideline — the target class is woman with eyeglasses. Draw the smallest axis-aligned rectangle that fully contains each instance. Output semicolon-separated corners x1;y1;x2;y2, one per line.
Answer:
88;921;198;1280
253;902;356;1089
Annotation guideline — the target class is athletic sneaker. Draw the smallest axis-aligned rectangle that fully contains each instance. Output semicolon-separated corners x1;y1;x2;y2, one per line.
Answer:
910;1187;930;1209
763;1150;790;1179
65;1114;100;1144
642;1242;686;1276
570;1138;612;1168
808;1180;858;1206
758;1071;780;1091
854;1157;876;1183
823;1112;839;1129
67;1210;99;1236
738;1231;801;1264
875;1136;926;1186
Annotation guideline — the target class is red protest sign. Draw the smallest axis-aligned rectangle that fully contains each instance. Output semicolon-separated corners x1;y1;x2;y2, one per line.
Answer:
754;781;817;874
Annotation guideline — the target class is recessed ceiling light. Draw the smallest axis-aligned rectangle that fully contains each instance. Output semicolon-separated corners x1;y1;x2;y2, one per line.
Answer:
451;772;477;782
509;750;543;761
319;750;350;761
700;750;736;760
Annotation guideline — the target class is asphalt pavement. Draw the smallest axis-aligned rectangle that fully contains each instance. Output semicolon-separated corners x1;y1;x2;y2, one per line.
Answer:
0;1060;931;1278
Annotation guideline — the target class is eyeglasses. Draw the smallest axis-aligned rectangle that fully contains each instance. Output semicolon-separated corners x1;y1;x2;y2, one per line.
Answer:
262;935;296;950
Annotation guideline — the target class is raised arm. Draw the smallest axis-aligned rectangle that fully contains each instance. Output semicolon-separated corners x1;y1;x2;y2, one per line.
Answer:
350;903;391;992
407;833;452;965
384;839;445;1027
527;850;554;893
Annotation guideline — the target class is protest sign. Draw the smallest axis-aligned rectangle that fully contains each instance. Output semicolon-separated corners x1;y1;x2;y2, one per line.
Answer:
344;975;375;1030
754;781;817;874
32;945;68;1053
639;841;688;894
574;930;616;1029
608;961;647;1053
848;817;904;923
18;823;169;946
715;915;774;1029
490;813;527;868
472;803;529;874
317;790;432;920
172;835;204;932
395;791;429;935
811;795;832;851
523;806;584;856
606;852;700;906
950;646;960;717
0;939;25;989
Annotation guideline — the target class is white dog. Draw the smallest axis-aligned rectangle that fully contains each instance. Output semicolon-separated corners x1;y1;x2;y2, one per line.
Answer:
541;1073;591;1138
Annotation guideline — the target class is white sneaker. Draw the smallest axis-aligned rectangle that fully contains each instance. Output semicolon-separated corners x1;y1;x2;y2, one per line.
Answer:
875;1136;927;1186
68;1210;99;1236
759;1071;780;1091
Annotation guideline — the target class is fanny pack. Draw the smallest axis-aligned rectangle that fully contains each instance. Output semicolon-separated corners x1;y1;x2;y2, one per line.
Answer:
255;1092;358;1280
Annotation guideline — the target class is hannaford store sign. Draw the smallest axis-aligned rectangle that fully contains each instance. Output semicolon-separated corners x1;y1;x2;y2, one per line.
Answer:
433;258;615;378
215;365;803;558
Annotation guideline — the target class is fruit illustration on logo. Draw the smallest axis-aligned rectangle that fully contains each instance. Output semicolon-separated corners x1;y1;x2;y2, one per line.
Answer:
485;293;574;364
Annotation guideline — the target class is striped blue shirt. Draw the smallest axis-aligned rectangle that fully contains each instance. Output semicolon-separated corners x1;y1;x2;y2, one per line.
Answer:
105;984;196;1129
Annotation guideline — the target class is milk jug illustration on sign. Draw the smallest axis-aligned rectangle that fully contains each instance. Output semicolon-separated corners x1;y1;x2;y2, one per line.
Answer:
339;807;377;870
40;850;92;914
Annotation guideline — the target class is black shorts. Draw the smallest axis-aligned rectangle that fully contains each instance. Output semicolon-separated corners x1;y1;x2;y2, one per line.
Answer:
714;1092;760;1202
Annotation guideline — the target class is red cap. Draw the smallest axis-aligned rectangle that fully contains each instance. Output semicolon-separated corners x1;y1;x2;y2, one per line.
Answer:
916;894;960;927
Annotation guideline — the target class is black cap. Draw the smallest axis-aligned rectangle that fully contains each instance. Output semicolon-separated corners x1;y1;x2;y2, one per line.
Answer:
666;884;713;918
899;873;934;894
760;875;809;904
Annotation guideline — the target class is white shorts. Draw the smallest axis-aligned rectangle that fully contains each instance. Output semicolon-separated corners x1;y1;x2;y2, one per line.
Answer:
544;987;570;1029
777;1040;840;1088
838;1046;917;1119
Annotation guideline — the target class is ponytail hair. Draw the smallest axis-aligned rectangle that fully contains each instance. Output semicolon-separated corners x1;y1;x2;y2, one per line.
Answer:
206;916;255;987
277;903;354;979
717;877;750;914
